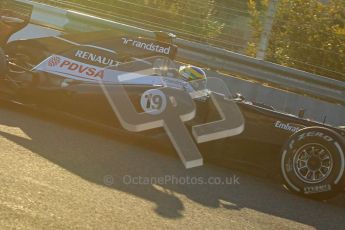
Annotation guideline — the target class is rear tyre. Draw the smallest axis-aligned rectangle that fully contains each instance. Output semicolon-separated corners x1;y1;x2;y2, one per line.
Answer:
5;41;49;86
280;126;345;200
5;42;41;74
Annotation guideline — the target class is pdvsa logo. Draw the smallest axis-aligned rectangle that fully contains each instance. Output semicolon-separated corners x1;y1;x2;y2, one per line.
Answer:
58;60;105;79
48;56;61;67
36;55;106;80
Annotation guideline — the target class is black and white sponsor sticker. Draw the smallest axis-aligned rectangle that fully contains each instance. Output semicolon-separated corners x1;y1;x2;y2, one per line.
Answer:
274;121;305;133
140;89;167;115
122;37;172;55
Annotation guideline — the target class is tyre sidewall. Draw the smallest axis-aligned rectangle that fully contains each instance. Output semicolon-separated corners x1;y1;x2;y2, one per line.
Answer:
281;127;345;199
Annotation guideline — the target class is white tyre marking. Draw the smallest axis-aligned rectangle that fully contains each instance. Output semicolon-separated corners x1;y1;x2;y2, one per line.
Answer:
281;149;301;192
334;142;345;185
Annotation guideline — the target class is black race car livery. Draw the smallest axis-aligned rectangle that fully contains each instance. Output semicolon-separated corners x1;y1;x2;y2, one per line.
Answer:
0;1;344;200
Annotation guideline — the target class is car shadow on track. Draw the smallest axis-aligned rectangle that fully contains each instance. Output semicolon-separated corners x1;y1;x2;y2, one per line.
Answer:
0;106;345;228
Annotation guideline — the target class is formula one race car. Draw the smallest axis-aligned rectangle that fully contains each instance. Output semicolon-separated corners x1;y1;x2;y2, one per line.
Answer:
0;1;345;200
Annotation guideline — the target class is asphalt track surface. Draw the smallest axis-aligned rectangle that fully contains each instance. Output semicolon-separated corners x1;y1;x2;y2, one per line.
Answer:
0;104;345;230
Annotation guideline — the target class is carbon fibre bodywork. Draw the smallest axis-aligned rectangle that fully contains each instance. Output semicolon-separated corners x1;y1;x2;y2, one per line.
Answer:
1;26;344;172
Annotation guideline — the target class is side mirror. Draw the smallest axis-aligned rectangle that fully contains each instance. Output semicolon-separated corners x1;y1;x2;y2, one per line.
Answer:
298;108;305;118
0;16;25;25
235;93;245;101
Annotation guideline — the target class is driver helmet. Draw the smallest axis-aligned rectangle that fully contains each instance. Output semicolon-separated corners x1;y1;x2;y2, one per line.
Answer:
178;65;206;81
178;65;207;91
